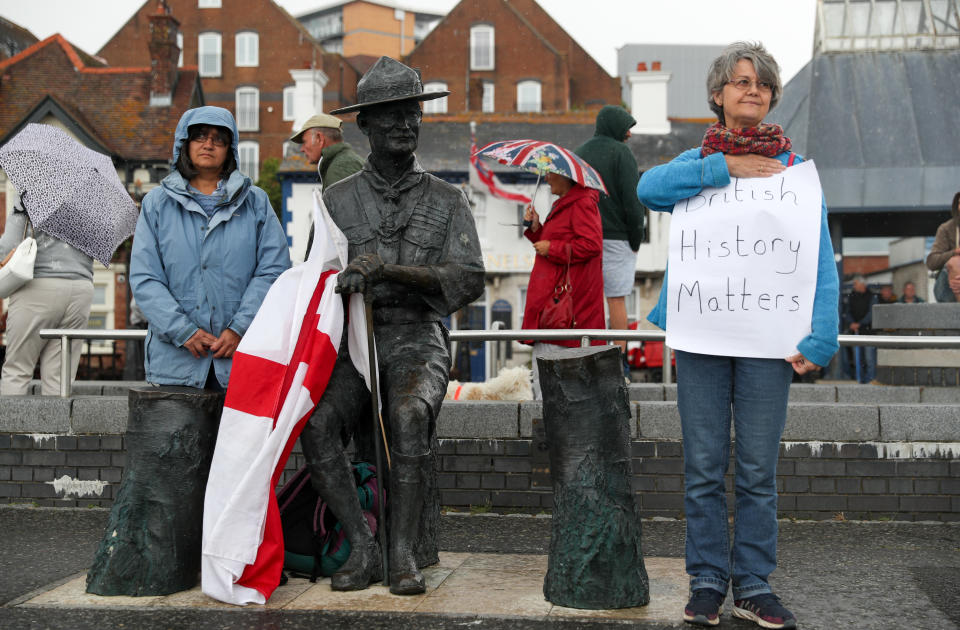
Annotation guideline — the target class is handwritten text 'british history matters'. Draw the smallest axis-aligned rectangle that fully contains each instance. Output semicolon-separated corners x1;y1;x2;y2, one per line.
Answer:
666;160;824;359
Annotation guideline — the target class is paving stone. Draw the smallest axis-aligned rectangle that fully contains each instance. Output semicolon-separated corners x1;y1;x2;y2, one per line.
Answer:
879;404;960;441
636;401;681;439
71;397;128;434
664;384;677;401
920;387;960;403
788;384;837;402
436;401;518;438
0;397;72;433
784;403;880;441
626;384;665;401
836;384;920;403
873;303;960;329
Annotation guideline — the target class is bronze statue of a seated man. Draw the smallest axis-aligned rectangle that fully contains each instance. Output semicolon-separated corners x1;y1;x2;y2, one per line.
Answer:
299;56;485;595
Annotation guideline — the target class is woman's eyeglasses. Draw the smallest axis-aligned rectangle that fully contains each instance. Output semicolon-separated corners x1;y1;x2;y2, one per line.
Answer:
189;129;229;147
727;78;773;93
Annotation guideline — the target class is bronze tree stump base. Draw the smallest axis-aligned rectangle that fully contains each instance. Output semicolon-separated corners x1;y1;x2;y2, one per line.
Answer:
539;346;649;609
86;386;224;596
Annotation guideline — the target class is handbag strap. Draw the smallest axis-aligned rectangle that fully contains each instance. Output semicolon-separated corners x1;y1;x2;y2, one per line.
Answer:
555;243;572;294
15;207;33;241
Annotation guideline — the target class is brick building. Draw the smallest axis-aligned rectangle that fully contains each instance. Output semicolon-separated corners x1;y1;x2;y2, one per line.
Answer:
0;9;202;373
404;0;619;115
298;0;443;57
98;0;362;181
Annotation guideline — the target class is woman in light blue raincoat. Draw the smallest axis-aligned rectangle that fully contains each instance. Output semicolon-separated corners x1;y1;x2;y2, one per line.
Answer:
130;106;291;389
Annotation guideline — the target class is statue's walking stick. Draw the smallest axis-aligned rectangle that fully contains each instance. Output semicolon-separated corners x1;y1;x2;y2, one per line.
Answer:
364;292;390;586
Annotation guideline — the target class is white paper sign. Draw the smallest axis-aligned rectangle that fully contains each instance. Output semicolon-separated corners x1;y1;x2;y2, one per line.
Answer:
666;160;823;358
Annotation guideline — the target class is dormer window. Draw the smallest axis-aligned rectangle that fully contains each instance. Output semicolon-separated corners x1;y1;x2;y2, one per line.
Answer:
470;25;494;71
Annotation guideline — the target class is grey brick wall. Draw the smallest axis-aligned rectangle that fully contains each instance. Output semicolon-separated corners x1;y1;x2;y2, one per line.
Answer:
3;432;957;521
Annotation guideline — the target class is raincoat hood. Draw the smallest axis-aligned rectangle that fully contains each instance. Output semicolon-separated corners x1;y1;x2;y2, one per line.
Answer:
593;105;636;142
172;106;241;167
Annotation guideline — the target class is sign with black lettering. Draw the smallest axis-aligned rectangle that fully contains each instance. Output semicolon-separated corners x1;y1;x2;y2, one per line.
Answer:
666;160;823;358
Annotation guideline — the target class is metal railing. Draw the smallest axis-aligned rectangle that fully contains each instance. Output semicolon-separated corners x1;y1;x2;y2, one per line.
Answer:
38;328;960;397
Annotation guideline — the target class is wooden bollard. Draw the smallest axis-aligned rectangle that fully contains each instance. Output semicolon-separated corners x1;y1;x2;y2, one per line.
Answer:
86;386;224;596
539;346;649;609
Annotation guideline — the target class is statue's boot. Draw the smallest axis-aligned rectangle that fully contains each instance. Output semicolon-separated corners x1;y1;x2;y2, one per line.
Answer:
308;455;382;591
388;452;428;595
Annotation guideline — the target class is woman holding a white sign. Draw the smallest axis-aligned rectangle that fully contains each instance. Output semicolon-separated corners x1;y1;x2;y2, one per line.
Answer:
637;42;839;629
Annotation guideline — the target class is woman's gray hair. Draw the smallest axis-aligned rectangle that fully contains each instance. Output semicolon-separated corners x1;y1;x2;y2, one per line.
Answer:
706;41;782;125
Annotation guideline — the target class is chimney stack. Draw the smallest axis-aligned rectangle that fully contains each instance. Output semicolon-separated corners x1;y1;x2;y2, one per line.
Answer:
627;61;671;135
148;0;180;107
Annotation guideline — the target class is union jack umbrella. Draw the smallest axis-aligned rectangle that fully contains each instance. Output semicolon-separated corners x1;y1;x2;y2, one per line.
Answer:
473;139;608;195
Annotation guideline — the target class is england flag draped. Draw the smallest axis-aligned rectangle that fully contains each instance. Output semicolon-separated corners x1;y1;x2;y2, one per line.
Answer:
201;190;370;605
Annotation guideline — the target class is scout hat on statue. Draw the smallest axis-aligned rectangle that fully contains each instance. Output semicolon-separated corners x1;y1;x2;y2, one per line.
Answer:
330;56;450;114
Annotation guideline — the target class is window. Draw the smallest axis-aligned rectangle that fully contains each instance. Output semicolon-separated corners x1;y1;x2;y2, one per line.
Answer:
422;82;448;114
470;25;494;70
238;141;259;181
236;87;259;131
198;0;220;6
198;32;221;77
482;82;495;113
177;32;183;67
517;80;541;113
283;86;296;121
235;31;258;67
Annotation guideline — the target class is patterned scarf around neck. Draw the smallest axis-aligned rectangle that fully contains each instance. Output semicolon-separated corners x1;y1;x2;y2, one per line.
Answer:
701;122;792;157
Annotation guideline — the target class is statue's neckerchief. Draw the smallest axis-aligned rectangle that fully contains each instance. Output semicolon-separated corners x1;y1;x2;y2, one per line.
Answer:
357;158;428;262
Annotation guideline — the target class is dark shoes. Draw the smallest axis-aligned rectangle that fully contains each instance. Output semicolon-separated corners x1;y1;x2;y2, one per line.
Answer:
733;593;797;629
330;539;382;591
683;588;725;626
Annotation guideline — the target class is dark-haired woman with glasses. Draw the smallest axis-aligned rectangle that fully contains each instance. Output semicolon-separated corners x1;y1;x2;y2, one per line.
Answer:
130;106;290;391
637;43;838;629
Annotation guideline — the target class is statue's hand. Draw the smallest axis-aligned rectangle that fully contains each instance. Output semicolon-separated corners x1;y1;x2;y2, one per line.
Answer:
336;253;384;294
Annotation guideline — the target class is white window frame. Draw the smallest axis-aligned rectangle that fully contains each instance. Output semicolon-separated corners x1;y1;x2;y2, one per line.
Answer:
198;0;221;7
235;87;259;132
422;82;448;114
177;32;183;68
282;86;296;121
235;31;259;67
482;82;495;113
517;80;541;113
238;141;259;182
470;24;495;71
198;32;221;77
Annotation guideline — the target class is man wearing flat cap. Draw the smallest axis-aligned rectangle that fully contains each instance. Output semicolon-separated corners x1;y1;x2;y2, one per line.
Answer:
290;113;364;258
290;112;364;191
298;57;485;595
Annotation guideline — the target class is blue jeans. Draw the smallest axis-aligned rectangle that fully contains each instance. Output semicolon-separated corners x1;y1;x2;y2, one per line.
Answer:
674;350;792;598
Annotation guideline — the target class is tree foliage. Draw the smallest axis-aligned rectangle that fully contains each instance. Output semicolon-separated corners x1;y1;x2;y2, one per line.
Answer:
255;157;283;222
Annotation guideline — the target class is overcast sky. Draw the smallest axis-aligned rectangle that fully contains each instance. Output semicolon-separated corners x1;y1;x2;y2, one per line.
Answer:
1;0;817;83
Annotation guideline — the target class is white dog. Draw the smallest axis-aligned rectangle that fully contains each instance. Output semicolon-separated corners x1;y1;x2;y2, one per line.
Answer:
445;365;532;401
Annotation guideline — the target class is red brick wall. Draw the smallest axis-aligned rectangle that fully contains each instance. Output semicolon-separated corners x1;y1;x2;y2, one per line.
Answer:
406;0;618;113
98;0;332;171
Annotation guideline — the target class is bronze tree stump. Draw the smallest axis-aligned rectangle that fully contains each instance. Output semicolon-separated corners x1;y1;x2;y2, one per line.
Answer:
539;346;649;609
86;386;224;596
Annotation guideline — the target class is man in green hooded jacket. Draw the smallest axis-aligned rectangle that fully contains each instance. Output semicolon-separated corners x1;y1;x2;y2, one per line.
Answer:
575;105;647;377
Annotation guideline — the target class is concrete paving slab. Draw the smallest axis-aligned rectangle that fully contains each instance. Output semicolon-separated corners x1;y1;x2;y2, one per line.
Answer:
788;384;836;402
879;404;960;441
627;384;665;401
636;402;681;439
0;397;71;433
784;403;880;441
920;387;960;403
836;384;921;403
19;552;688;625
437;401;519;438
70;397;127;434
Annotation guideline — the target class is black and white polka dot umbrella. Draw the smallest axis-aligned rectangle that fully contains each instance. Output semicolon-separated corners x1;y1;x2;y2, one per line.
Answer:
0;123;138;266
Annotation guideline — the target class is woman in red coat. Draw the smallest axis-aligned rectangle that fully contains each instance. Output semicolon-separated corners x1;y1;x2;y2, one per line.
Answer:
521;171;605;398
